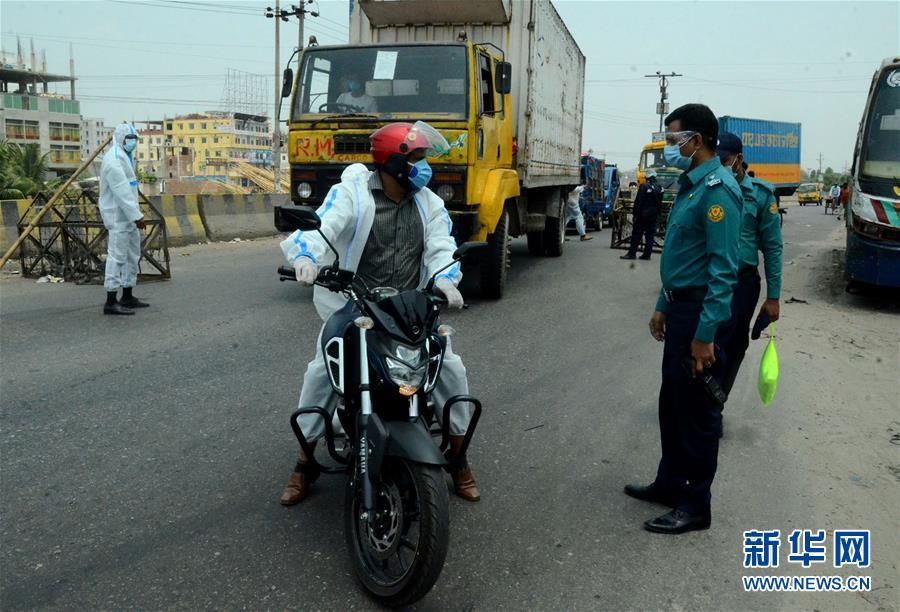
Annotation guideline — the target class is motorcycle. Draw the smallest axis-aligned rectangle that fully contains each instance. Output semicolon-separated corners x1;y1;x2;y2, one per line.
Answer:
276;206;485;607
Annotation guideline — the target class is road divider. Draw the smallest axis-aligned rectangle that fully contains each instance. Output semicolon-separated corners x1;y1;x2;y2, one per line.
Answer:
199;193;290;242
1;199;34;257
2;193;294;259
148;195;207;248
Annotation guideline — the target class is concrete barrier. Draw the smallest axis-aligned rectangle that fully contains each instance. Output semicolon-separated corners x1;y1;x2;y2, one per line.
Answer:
0;199;34;258
199;193;290;242
147;195;207;248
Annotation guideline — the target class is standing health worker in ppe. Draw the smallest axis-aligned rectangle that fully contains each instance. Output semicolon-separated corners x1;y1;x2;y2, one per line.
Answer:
99;123;149;315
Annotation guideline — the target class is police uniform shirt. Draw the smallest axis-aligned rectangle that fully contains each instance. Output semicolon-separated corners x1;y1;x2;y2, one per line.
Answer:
655;157;743;343
737;174;784;300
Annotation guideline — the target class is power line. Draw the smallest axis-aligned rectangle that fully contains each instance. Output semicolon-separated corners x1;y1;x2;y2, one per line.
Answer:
682;74;866;95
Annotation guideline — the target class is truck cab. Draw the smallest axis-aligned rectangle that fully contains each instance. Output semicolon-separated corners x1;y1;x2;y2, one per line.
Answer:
281;0;585;299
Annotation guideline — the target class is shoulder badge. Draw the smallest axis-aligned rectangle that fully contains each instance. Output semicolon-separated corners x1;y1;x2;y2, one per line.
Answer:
706;176;722;188
707;204;725;223
769;202;778;214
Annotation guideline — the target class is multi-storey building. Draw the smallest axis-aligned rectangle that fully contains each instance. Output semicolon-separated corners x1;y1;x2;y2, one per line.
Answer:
81;118;114;160
133;120;165;178
162;112;272;188
0;64;81;175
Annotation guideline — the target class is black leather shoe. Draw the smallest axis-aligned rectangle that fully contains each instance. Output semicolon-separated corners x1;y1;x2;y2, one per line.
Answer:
620;254;637;260
120;297;150;308
639;255;652;260
623;483;676;507
644;509;711;534
103;303;135;315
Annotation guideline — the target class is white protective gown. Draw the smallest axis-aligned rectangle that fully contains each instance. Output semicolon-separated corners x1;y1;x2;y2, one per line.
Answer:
280;163;472;440
99;123;144;291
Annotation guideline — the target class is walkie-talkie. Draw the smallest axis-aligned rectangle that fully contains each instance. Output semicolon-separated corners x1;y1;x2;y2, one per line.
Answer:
683;355;728;405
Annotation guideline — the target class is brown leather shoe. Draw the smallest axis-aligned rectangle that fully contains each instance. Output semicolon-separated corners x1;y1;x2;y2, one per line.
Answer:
279;444;318;506
447;435;480;502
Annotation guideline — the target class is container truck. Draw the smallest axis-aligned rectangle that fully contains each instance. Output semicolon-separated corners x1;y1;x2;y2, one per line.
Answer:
278;0;586;298
717;116;802;197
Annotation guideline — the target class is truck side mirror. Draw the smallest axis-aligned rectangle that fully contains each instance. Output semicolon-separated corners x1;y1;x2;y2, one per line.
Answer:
495;62;512;95
281;68;294;98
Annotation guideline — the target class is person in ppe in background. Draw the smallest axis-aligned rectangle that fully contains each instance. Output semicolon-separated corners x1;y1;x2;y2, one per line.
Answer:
335;70;377;113
565;181;593;242
621;172;662;260
714;132;782;401
99;123;148;315
279;121;481;506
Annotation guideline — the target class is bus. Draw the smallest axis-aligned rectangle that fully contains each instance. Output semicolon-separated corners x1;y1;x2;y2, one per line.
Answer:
846;56;900;289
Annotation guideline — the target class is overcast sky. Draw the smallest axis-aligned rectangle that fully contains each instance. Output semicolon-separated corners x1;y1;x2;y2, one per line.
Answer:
2;0;898;172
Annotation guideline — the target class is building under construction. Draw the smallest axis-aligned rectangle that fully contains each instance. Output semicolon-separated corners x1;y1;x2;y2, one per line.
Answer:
0;40;82;176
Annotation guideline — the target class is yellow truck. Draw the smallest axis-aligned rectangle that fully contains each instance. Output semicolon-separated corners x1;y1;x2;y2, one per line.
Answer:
279;0;585;298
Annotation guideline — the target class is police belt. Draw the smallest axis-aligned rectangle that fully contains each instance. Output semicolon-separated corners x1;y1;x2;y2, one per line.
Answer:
738;266;761;281
663;287;707;304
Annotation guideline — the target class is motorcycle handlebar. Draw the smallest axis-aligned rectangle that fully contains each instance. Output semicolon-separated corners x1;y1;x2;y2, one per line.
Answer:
278;266;297;281
277;265;460;307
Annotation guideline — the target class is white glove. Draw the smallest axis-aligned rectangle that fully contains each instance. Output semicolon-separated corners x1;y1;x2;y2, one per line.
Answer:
292;257;318;286
434;277;464;309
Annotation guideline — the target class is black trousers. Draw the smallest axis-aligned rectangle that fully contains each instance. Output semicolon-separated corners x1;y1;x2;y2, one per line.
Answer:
627;219;656;257
719;271;762;396
653;300;728;516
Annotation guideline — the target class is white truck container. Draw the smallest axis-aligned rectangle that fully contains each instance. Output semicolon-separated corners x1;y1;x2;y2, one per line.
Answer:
349;0;585;188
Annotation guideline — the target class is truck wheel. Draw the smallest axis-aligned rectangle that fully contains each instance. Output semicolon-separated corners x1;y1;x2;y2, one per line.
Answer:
480;210;509;299
543;190;565;257
526;230;545;255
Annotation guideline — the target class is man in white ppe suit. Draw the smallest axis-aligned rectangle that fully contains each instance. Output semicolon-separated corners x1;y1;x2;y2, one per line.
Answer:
279;121;481;505
565;181;593;242
99;123;149;315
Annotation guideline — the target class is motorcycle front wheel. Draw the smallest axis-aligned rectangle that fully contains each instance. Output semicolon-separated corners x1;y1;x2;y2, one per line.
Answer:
345;457;450;608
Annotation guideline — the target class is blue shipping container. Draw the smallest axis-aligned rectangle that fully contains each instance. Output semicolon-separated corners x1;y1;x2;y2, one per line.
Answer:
718;116;802;188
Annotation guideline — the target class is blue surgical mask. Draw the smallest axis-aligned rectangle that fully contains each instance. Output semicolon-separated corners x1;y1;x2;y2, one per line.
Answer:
123;139;137;154
347;80;361;93
407;159;432;191
663;142;695;171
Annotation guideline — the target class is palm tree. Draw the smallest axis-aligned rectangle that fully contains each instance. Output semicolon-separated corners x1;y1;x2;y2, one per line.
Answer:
0;141;50;198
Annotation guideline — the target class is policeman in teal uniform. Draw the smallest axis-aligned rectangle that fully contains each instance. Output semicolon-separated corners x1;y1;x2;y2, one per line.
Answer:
624;104;743;534
715;132;783;396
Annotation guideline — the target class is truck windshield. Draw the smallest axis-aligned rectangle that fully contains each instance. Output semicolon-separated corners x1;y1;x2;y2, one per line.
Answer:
858;65;900;189
292;45;468;121
640;148;666;170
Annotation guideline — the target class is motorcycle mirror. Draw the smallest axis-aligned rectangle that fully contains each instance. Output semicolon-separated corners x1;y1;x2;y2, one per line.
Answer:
275;205;320;232
452;241;489;261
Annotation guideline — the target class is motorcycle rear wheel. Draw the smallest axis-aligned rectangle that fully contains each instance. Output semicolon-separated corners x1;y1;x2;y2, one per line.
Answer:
345;458;449;607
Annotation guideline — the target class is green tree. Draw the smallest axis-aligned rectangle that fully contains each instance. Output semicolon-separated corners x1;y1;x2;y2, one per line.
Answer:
0;141;50;197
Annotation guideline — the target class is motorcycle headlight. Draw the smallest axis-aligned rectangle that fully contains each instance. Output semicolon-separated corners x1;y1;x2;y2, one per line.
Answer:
384;343;428;390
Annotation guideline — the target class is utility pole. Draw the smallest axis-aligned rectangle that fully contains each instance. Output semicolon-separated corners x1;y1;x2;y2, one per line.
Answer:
645;71;682;132
817;152;825;180
266;2;320;193
266;1;287;193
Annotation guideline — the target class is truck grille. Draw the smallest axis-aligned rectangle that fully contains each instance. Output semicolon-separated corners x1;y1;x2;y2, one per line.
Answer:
334;135;371;155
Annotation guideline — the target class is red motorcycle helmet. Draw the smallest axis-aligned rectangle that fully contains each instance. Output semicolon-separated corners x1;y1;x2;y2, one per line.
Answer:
370;121;450;165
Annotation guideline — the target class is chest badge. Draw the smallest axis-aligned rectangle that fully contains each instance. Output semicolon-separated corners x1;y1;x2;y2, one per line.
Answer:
707;205;725;223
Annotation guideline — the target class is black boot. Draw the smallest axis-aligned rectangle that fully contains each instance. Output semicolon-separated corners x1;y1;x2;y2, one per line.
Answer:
104;302;134;315
120;287;149;309
620;253;637;260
